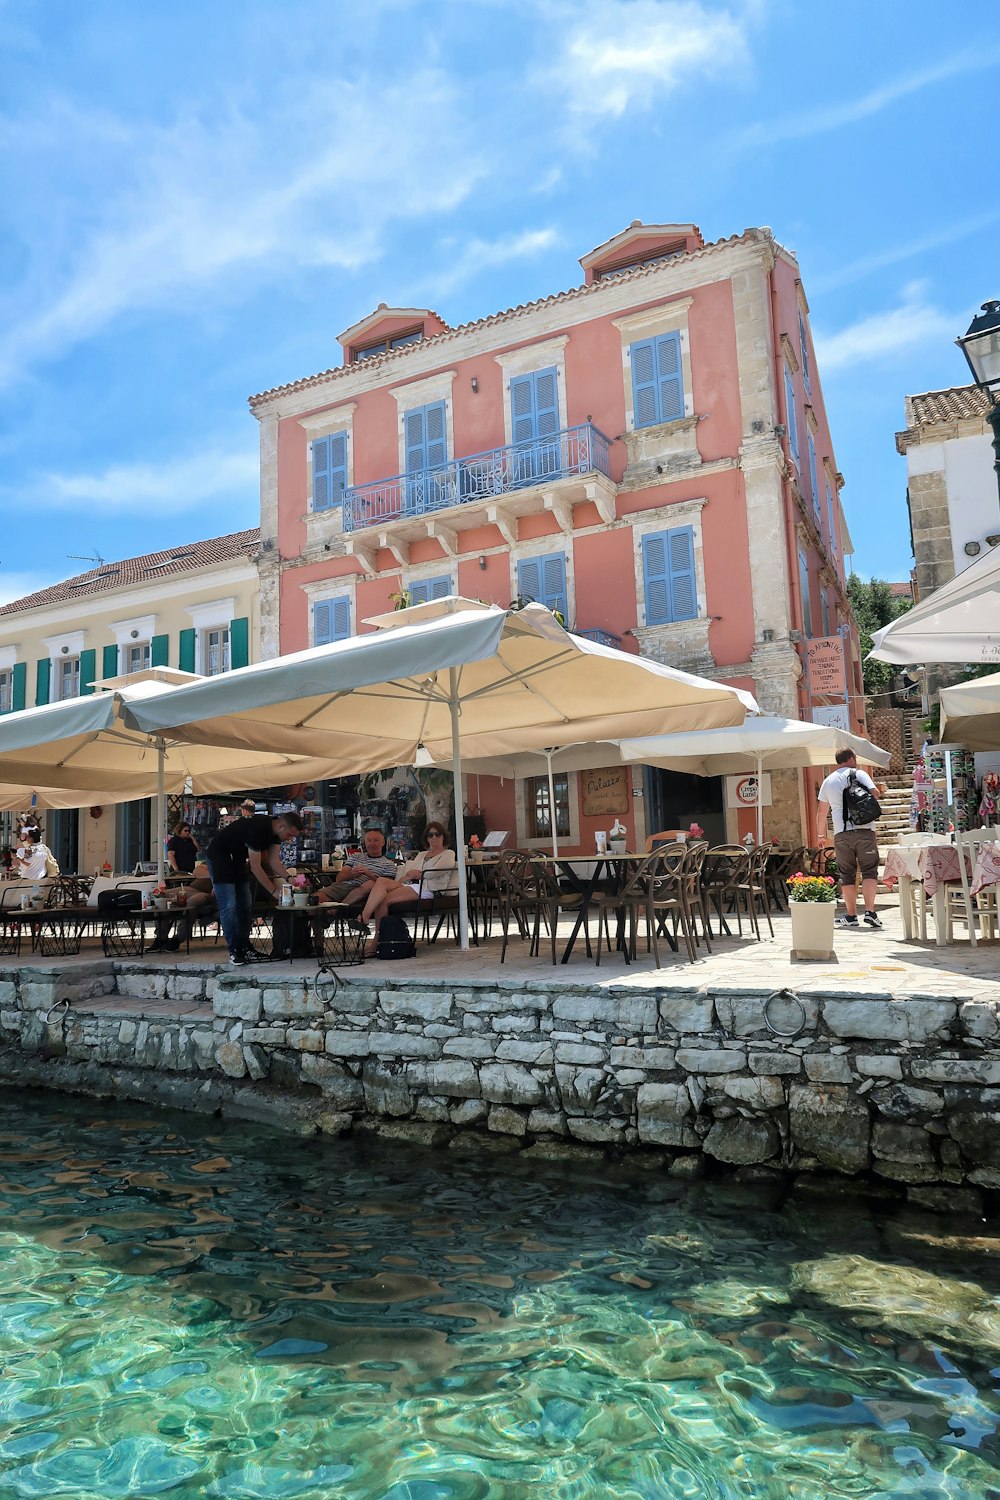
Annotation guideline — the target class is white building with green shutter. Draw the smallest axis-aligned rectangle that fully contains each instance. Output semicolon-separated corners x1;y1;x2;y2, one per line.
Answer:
0;529;259;872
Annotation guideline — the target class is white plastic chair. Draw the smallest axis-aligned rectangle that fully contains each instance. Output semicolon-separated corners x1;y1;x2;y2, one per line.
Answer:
944;830;999;946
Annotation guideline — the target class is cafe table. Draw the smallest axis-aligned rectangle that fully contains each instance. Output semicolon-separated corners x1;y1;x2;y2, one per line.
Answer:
549;853;644;963
882;841;974;945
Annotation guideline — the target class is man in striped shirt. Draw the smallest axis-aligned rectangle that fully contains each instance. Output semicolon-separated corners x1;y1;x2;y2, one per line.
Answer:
317;827;397;909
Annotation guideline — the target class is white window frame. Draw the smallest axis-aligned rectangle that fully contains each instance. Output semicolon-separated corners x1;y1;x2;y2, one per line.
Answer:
515;769;582;851
613;298;694;433
302;580;355;647
390;370;457;476
493;338;569;448
54;654;81;701
629;497;708;628
42;628;86;701
122;641;152;674
185;597;235;676
0;669;11;713
202;626;231;676
299;403;357;518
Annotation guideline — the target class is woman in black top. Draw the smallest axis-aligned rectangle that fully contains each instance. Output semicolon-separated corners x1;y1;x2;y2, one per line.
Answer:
167;820;199;875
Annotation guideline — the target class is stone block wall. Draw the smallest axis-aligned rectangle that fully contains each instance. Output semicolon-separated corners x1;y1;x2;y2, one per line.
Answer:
1;963;999;1214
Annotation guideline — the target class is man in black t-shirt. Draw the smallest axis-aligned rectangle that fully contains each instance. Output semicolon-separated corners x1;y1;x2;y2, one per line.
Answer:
206;811;303;965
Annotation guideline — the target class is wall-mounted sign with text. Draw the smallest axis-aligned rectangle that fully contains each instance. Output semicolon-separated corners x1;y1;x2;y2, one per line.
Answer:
725;773;772;809
806;635;847;697
581;766;630;818
811;704;851;732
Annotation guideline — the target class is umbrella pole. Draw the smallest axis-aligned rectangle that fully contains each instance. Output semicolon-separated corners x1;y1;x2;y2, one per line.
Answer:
547;750;559;859
756;750;763;846
156;738;166;885
448;669;470;950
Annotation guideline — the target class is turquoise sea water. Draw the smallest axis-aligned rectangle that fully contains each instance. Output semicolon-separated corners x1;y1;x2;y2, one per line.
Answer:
0;1094;998;1498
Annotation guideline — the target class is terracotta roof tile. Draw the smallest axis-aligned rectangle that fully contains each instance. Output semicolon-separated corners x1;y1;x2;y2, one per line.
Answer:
906;385;992;426
248;228;767;410
0;528;260;617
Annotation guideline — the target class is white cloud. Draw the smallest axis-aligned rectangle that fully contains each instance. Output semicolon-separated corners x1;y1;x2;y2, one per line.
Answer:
740;47;1000;148
814;282;960;373
0;71;486;388
25;442;259;516
809;212;1000;294
549;0;749;117
0;572;55;607
412;227;560;299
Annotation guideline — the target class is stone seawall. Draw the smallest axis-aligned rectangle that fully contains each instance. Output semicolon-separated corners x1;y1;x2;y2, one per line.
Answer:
2;961;999;1214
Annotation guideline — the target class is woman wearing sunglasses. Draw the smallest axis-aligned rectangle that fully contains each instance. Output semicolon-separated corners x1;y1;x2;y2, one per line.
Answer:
354;823;457;956
167;820;200;875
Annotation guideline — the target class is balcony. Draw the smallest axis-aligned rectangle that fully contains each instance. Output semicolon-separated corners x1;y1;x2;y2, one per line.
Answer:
574;627;622;649
341;424;615;561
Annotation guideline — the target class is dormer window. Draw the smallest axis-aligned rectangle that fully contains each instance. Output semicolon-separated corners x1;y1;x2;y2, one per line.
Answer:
353;328;424;362
580;222;704;286
596;246;685;281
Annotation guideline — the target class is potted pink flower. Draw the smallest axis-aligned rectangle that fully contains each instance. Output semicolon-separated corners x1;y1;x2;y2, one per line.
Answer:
688;822;704;841
291;872;311;908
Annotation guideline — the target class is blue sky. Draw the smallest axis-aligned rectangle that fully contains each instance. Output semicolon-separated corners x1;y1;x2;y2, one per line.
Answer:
1;0;997;604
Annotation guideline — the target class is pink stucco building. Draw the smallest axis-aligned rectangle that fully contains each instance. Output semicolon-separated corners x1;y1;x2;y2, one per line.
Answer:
250;221;859;850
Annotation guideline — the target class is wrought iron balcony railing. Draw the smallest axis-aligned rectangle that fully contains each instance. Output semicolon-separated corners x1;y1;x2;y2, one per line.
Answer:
342;422;612;533
574;627;622;650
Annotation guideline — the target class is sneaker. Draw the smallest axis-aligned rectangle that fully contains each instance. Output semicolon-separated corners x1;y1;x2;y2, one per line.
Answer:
863;911;883;930
835;914;859;929
163;936;182;952
228;952;249;967
241;947;271;963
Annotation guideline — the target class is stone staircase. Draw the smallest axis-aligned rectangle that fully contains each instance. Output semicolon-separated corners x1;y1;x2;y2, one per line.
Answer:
878;776;913;849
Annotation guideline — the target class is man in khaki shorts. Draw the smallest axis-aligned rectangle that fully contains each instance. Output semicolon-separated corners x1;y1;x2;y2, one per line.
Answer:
816;748;886;930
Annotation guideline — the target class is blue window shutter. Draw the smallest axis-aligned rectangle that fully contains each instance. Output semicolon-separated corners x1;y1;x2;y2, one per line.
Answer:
11;662;26;712
533;369;559;438
798;549;811;635
510;376;535;445
655;332;683;423
313;601;334;645
826;485;838;553
784;368;799;466
667;526;696;621
540;553;567;617
631;338;659;428
150;634;169;667
35;658;50;706
517;556;542;604
313;433;347;510
424;402;446;468
808;434;819;511
410;575;451;604
331;597;351;641
799;311;811;391
642;533;670;625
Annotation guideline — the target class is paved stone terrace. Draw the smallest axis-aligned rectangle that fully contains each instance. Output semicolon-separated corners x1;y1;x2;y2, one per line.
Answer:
1;894;996;1016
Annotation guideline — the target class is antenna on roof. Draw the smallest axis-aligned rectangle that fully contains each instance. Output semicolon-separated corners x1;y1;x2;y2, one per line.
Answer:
67;550;106;567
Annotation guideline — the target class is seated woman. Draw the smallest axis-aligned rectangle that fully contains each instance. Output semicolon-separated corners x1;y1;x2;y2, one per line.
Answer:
356;823;457;956
167;820;199;875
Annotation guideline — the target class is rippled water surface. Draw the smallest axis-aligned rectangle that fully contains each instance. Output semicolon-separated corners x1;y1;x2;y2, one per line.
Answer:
0;1094;999;1497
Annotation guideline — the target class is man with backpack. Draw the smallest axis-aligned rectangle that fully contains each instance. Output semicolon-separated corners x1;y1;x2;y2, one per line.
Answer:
816;749;886;930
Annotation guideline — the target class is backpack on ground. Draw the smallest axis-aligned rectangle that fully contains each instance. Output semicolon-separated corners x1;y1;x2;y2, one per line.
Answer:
842;770;881;828
44;848;59;877
375;914;416;960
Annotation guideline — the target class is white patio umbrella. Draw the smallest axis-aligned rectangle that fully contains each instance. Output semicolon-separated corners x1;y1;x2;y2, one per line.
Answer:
940;669;1000;749
869;544;1000;664
0;675;346;880
126;599;757;945
619;716;891;843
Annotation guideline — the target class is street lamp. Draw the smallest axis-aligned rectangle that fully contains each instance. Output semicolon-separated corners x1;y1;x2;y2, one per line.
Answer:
956;299;1000;504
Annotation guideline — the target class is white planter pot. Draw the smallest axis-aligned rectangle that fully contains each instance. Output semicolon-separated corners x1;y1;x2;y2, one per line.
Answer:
789;900;836;960
292;893;310;908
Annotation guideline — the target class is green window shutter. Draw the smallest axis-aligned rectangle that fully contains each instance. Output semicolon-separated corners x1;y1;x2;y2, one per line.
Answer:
79;648;97;696
11;662;26;712
229;616;249;669
151;634;169;667
178;628;196;673
35;658;50;707
102;644;118;679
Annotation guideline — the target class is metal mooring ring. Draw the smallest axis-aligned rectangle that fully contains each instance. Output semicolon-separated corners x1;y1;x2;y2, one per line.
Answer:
763;988;807;1039
313;964;342;1001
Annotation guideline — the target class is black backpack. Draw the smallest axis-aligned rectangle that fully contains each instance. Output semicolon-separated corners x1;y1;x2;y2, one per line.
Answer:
842;770;881;828
375;914;416;960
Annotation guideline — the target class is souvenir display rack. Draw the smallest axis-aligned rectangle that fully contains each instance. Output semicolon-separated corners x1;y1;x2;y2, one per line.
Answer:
922;744;977;833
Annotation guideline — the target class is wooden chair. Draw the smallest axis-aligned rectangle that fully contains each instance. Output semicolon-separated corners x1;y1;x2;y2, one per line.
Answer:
644;829;688;851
